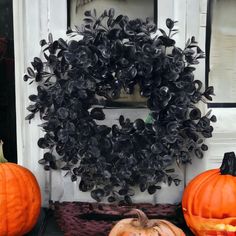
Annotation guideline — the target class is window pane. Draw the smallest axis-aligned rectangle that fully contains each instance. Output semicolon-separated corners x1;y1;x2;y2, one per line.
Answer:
69;0;154;28
209;0;236;103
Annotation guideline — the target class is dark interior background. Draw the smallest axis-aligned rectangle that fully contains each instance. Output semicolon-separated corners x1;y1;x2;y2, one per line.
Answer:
0;0;17;163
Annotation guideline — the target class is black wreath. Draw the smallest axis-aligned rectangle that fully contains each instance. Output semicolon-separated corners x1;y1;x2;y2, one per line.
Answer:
24;9;216;203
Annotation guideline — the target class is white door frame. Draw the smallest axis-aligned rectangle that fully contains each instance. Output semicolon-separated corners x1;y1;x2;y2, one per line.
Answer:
13;0;67;206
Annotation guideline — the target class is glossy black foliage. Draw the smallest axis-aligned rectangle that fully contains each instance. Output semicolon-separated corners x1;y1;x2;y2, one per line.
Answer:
24;9;216;203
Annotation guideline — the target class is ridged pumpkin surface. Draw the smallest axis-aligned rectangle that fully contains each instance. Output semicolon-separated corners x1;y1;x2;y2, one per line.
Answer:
109;209;185;236
183;169;236;219
0;163;41;236
182;152;236;235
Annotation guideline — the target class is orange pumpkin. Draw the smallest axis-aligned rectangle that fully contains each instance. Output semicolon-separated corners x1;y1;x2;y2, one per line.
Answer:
0;140;41;236
182;152;236;236
109;209;185;236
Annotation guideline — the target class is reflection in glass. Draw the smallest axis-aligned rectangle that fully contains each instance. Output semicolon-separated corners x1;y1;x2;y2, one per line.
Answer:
209;0;236;103
69;0;155;28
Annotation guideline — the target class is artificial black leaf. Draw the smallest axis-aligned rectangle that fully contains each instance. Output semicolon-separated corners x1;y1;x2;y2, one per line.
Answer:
195;148;204;159
84;18;94;24
205;109;212;117
58;38;68;49
166;18;175;29
25;113;35;120
23;74;30;81
124;195;132;204
44;165;50;171
197;139;204;144
159;36;176;47
147;185;157;195
57;107;69;120
173;179;181;186
38;158;46;165
40;39;47;47
108;8;115;18
73;166;84;176
202;131;212;138
189;108;201;120
84;10;91;17
204;94;213;101
43;152;53;161
159;28;167;37
48;33;53;43
79;180;88;192
91;188;105;202
71;175;77;182
118;188;128;196
133;119;145;131
34;57;43;64
43;53;50;61
37;138;49;149
50;161;57;170
210;115;217;122
112;15;123;26
108;196;116;203
197;117;210;129
27;67;35;77
90;107;105;120
29;94;38;102
191;36;197;43
165;169;175;173
201;144;208;151
205;86;215;95
139;182;147;192
27;104;37;112
167;176;172;186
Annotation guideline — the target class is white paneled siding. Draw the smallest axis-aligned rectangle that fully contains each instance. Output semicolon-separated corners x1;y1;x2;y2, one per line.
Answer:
13;0;235;206
13;0;67;206
185;2;236;182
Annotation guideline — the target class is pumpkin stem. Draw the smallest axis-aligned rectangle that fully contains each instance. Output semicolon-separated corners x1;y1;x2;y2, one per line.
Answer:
130;209;149;228
0;140;8;163
220;152;236;176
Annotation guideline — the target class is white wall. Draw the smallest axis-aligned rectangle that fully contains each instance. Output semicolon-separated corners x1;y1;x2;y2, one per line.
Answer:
13;0;236;206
